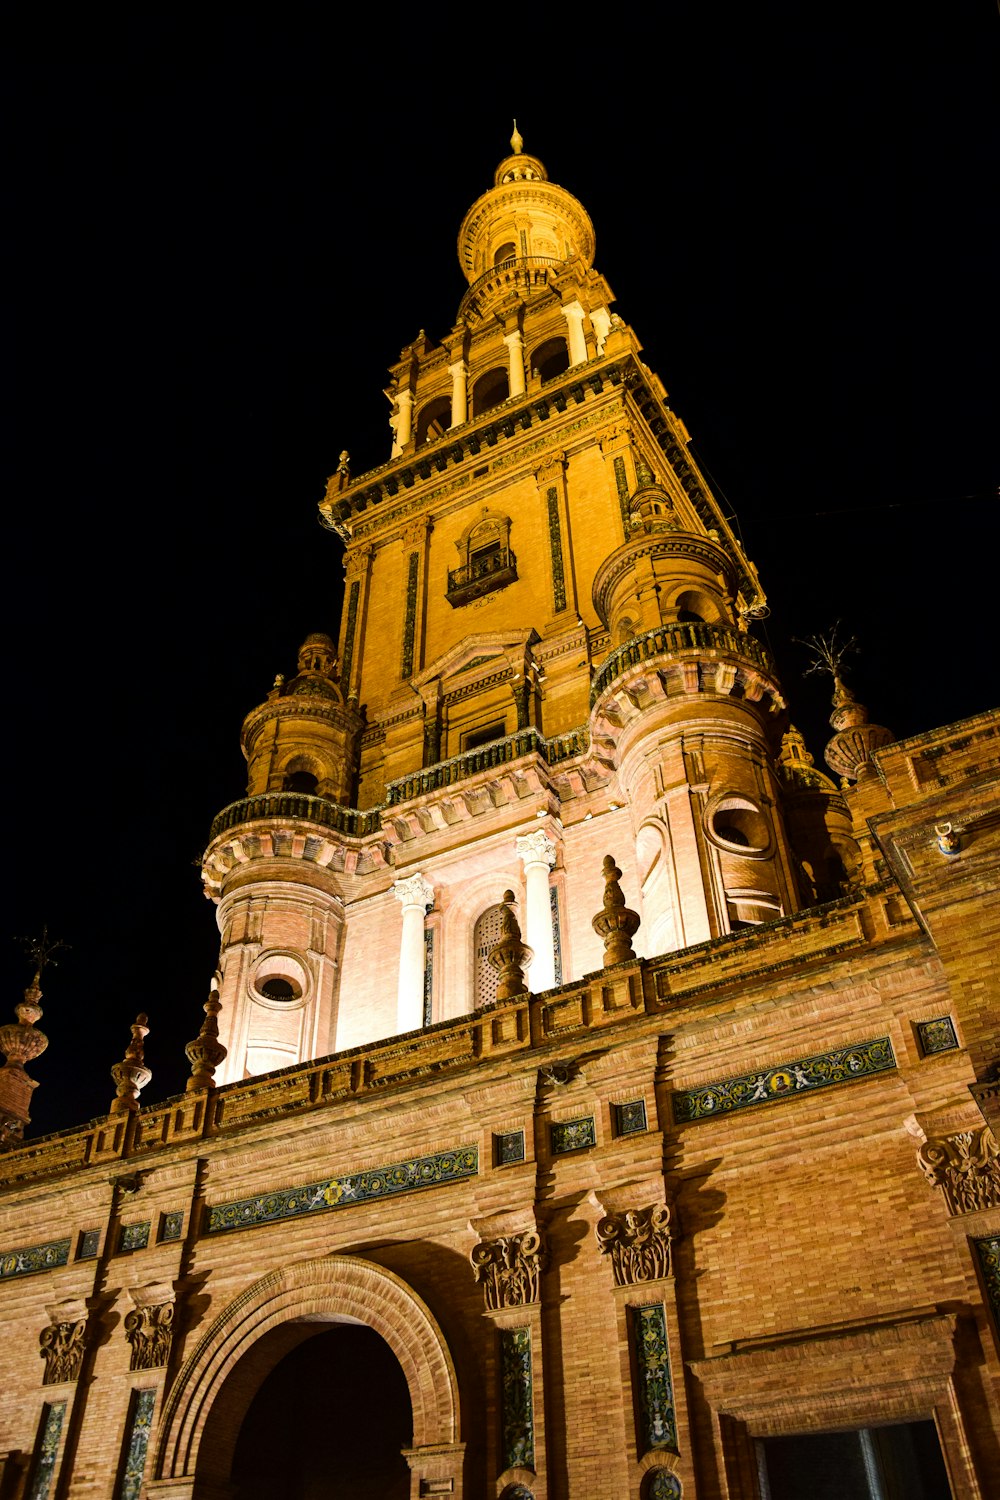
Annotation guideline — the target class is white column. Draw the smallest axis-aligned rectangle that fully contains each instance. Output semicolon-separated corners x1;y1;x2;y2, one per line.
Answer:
503;329;526;397
561;300;588;365
448;360;468;427
391;389;413;456
393;873;434;1033
590;305;611;354
516;830;558;992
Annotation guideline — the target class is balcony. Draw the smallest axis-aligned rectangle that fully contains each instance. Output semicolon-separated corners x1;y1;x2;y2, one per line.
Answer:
445;546;518;608
590;621;775;706
208;792;380;843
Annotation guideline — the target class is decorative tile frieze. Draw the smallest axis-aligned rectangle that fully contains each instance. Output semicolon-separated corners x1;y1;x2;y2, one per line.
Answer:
205;1144;478;1235
39;1309;87;1384
613;454;631;536
546;486;567;613
550;1116;596;1155
119;1222;150;1253
423;929;434;1029
341;579;360;689
597;1204;672;1286
917;1126;1000;1215
499;1326;534;1472
77;1229;100;1259
672;1036;896;1123
614;1099;648;1137
26;1401;65;1500
974;1235;1000;1332
550;885;563;985
495;1130;525;1166
472;1230;545;1311
160;1211;183;1243
917;1016;959;1056
401;551;419;678
0;1237;70;1281
631;1303;678;1455
117;1388;156;1500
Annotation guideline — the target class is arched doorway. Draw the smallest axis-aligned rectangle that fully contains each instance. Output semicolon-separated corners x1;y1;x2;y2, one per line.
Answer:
230;1320;412;1497
153;1255;465;1498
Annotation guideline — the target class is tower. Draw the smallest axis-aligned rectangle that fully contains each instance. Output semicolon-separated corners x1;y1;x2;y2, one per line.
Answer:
203;131;849;1081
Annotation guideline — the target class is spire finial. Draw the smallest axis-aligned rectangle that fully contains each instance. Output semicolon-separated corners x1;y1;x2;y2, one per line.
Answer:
510;120;523;155
185;987;227;1093
795;625;894;783
0;938;57;1146
592;855;641;965
109;1014;152;1115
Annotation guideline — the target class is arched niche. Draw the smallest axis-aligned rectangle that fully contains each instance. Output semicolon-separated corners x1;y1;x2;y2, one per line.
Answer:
152;1254;464;1497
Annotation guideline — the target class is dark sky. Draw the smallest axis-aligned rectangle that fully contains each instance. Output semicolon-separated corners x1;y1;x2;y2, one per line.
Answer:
6;13;998;1134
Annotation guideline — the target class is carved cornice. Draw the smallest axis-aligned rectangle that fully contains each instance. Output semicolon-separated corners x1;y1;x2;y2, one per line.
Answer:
917;1125;1000;1215
596;1203;672;1285
471;1230;546;1311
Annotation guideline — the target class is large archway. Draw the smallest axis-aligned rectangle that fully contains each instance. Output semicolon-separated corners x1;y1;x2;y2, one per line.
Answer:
152;1255;465;1498
230;1321;412;1497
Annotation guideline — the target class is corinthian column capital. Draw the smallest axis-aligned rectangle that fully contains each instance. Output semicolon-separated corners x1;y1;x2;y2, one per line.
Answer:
393;873;434;911
516;830;558;869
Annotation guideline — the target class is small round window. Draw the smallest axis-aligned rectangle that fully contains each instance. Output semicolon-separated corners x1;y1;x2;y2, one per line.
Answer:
259;976;300;1002
706;795;770;855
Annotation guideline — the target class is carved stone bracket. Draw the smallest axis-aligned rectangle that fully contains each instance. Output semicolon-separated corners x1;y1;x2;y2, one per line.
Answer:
917;1125;1000;1215
596;1204;672;1285
125;1282;176;1371
471;1230;546;1311
39;1299;88;1384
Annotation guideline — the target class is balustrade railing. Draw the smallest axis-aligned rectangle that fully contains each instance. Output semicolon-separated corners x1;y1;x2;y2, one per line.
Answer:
208;793;380;843
590;622;775;705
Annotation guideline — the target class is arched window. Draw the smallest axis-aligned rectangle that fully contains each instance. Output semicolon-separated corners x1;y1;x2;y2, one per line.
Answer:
530;336;570;383
283;770;318;794
471;367;509;417
446;509;517;607
415;395;451;448
493;241;517;266
474;903;507;1008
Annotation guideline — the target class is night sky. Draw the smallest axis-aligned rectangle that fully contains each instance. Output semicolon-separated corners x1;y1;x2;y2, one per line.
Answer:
6;14;997;1135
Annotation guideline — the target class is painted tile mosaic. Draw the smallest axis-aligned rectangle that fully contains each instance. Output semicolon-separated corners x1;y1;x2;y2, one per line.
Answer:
160;1212;184;1243
119;1222;150;1253
341;579;360;688
27;1402;65;1500
495;1130;526;1166
550;885;563;985
77;1229;100;1259
646;1470;682;1500
423;928;434;1028
613;455;631;535
974;1235;1000;1332
117;1389;156;1500
546;486;567;613
615;1100;648;1137
672;1036;896;1124
917;1016;959;1056
0;1237;70;1281
401;551;419;678
551;1116;596;1155
206;1144;478;1234
499;1326;534;1471
632;1303;678;1454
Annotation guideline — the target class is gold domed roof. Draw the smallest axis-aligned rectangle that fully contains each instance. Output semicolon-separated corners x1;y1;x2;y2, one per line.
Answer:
457;126;596;286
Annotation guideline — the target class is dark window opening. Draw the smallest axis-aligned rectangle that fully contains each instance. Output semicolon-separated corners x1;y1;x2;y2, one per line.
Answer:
415;395;452;447
470;540;503;579
531;337;570;383
757;1421;951;1500
259;977;299;1002
676;609;705;623
463;720;507;753
494;241;517;266
715;822;751;847
283;771;318;794
472;367;509;416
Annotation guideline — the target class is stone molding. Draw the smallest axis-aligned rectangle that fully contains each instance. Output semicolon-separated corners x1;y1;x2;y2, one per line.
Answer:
917;1125;1000;1215
470;1230;545;1311
596;1204;672;1286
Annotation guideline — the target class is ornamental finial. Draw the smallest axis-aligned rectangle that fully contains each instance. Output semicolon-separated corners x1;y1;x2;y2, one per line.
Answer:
185;987;227;1092
109;1015;152;1115
592;855;640;965
796;625;894;784
511;120;523;155
0;934;61;1145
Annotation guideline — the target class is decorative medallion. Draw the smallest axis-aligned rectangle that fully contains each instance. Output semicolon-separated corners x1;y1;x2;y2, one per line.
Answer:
77;1229;100;1260
495;1130;526;1166
632;1303;678;1454
917;1126;1000;1215
471;1230;545;1310
160;1212;184;1243
672;1037;896;1123
0;1238;70;1281
550;1116;596;1155
117;1389;156;1500
596;1204;672;1285
206;1145;478;1234
916;1017;959;1056
499;1327;534;1471
644;1470;682;1499
614;1100;648;1137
